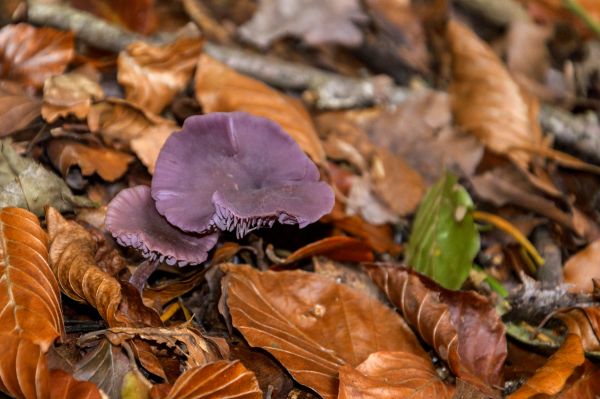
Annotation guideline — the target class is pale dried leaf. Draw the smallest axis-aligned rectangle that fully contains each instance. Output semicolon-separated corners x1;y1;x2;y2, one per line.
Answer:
563;239;600;293
0;80;41;137
42;72;104;123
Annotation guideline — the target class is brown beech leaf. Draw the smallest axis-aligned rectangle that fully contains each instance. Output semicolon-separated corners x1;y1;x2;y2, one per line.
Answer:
223;265;426;399
0;335;50;399
365;263;507;395
118;38;202;114
42;73;104;123
280;236;374;265
507;334;585;399
49;369;102;399
157;360;262;399
0;80;41;137
0;207;64;352
554;307;600;352
448;20;540;169
70;0;157;35
0;23;74;89
194;55;326;164
557;361;600;398
338;351;454;399
46;207;161;328
47;139;134;182
563;239;600;294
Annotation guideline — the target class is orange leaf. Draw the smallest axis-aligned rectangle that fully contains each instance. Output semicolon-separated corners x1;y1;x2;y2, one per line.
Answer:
563;239;600;293
508;334;585;399
0;80;41;137
0;208;64;352
0;23;74;89
0;335;50;399
554;307;600;352
70;0;157;35
42;72;104;123
194;55;326;164
49;369;101;399
223;265;426;399
118;38;203;114
160;360;262;399
281;236;374;265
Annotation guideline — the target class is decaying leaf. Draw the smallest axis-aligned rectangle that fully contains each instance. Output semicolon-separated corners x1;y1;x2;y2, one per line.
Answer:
194;55;326;164
338;351;454;398
346;174;399;225
563;239;600;293
448;19;540;169
405;172;479;290
366;263;507;395
118;38;202;114
42;72;104;123
158;360;262;399
508;334;585;399
46;207;161;328
0;207;64;352
238;0;366;48
0;140;94;216
223;264;426;399
47;139;134;182
0;80;41;137
0;335;50;399
0;23;74;89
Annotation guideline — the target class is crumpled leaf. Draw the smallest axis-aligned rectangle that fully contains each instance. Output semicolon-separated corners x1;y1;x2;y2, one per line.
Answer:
554;307;600;352
0;80;41;137
238;0;366;48
338;351;454;399
49;369;102;399
223;265;426;399
73;338;130;399
46;207;161;328
563;239;600;293
365;263;507;395
448;19;540;169
118;38;202;114
47;139;134;182
507;334;585;399
0;207;64;352
42;72;104;123
0;23;74;89
405;172;480;290
194;55;326;164
0;334;50;399
0;140;94;216
157;360;262;399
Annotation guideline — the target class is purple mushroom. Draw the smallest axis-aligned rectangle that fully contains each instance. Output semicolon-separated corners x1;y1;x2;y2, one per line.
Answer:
151;112;334;238
105;185;218;267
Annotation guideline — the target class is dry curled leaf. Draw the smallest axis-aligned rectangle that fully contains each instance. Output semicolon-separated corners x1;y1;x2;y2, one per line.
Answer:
156;360;262;399
0;80;41;137
0;207;64;352
556;361;600;398
223;265;426;399
280;236;374;265
365;263;507;395
118;38;202;114
47;139;134;182
46;207;161;328
554;307;600;352
508;334;585;399
338;351;454;399
238;0;366;48
195;55;326;164
42;72;104;123
0;335;50;399
0;23;74;89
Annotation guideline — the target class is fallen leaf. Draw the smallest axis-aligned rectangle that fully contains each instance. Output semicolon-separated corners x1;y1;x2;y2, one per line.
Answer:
143;269;207;309
405;172;480;290
563;240;600;293
42;72;104;123
47;139;134;182
508;334;585;399
238;0;366;48
0;335;50;399
0;23;74;89
338;351;454;398
73;338;130;399
0;140;94;216
366;263;507;395
519;0;600;37
49;369;102;399
554;307;600;352
448;19;540;169
0;80;41;137
346;174;399;225
159;360;262;399
70;0;157;35
194;55;326;164
281;236;374;265
46;207;162;328
0;207;64;352
223;265;426;399
556;361;600;398
118;38;202;114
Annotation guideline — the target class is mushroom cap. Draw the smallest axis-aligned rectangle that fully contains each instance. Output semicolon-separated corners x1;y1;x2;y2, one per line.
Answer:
105;185;218;266
151;112;334;237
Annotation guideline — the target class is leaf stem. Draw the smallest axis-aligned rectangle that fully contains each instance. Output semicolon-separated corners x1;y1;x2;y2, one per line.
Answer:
473;210;545;267
564;0;600;39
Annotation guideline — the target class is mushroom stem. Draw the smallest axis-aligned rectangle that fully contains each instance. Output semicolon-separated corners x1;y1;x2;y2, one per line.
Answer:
129;259;161;292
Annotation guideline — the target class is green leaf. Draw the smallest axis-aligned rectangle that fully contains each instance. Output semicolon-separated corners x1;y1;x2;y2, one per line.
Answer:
0;139;94;215
406;172;479;290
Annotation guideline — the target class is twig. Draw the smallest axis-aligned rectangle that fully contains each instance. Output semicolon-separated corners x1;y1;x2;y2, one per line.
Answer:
181;0;232;44
533;225;563;289
563;0;600;39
